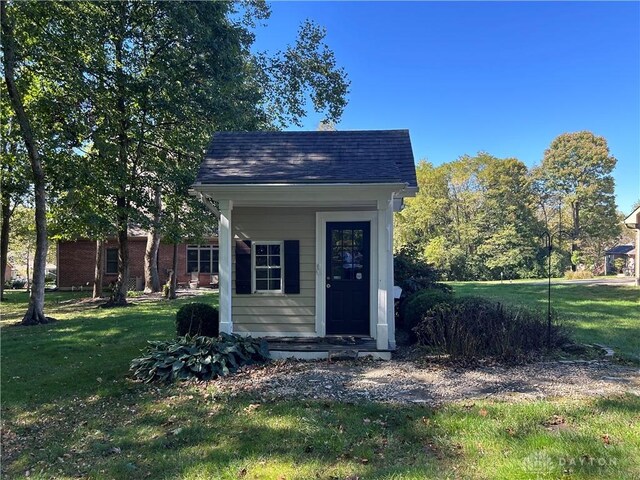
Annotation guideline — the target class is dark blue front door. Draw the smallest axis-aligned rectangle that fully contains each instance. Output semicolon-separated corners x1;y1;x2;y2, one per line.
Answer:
326;222;370;335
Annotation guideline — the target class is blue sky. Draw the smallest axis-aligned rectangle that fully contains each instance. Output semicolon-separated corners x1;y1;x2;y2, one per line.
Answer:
253;1;640;213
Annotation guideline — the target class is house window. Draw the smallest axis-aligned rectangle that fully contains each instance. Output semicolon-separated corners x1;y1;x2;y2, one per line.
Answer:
252;242;283;293
186;245;219;274
105;248;118;274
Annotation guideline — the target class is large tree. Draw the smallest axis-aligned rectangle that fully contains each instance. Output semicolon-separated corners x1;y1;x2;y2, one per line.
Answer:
1;1;85;323
6;0;349;311
70;1;349;306
536;131;619;271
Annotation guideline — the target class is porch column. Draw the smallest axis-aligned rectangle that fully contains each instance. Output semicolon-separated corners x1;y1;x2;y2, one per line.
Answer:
386;202;396;349
218;200;233;333
376;198;393;350
636;229;640;286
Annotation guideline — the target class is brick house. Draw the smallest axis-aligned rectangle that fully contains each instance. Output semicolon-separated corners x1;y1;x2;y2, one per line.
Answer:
57;233;219;290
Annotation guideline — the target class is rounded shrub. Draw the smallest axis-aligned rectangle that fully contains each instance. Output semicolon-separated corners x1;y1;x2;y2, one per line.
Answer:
400;288;453;340
176;302;219;337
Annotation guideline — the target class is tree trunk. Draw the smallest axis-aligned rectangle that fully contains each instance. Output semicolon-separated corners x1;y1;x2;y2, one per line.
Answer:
108;12;129;307
144;230;161;293
570;200;580;271
144;185;162;293
0;198;12;301
111;201;129;306
93;239;103;298
1;2;52;324
169;242;178;299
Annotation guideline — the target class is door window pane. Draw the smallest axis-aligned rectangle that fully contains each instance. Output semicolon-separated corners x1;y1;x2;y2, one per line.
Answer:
330;228;365;280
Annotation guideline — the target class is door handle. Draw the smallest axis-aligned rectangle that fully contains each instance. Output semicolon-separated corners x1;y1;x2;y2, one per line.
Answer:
326;283;331;288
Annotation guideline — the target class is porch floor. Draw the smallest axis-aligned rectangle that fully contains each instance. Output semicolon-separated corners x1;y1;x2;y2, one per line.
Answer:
266;336;388;352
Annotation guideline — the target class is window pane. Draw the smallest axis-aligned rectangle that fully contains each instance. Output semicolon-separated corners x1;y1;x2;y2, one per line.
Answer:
269;279;281;290
256;245;267;255
271;268;281;279
187;249;199;272
212;249;219;273
256;280;268;291
255;269;268;279
106;248;118;274
256;255;268;267
269;244;280;255
200;249;211;273
269;255;280;266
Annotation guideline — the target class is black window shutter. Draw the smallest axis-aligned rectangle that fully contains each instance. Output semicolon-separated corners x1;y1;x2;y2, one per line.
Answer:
235;240;252;294
284;240;300;294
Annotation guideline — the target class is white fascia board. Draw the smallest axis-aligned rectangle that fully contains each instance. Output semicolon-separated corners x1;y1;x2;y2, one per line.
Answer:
191;183;410;206
624;206;640;227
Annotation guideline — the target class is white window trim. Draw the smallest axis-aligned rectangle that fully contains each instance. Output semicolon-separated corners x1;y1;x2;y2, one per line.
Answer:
186;244;219;274
251;241;284;294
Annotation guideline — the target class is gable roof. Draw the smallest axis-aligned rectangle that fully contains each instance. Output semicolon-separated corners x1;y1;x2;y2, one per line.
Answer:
195;130;417;188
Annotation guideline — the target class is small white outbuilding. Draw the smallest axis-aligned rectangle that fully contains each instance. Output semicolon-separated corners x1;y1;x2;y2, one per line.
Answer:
192;130;418;358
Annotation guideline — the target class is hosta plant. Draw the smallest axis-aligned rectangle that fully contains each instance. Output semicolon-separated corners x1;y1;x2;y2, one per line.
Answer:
130;333;269;383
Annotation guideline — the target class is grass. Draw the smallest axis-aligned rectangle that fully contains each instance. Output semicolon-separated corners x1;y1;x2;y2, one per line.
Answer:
450;281;640;359
2;289;639;479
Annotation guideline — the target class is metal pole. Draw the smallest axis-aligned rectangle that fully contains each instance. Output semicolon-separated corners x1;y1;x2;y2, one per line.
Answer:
548;239;552;349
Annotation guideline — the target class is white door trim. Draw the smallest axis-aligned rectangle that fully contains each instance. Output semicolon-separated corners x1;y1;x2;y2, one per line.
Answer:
315;211;378;338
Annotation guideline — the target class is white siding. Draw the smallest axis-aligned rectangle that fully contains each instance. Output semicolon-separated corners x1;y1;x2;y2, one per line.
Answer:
232;207;317;335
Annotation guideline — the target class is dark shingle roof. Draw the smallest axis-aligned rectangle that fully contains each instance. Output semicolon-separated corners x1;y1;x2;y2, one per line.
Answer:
195;130;417;187
605;244;635;255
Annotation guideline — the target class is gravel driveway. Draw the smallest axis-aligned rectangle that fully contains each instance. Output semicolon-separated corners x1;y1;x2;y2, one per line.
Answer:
212;357;640;405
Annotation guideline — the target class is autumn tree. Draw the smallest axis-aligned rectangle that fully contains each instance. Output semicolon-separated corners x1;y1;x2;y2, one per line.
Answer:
536;131;619;271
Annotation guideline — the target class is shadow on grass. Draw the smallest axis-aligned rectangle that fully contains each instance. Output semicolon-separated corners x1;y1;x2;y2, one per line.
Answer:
1;294;219;406
3;384;638;479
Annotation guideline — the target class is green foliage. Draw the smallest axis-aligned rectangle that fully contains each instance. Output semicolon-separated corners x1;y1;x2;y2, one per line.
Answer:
175;302;219;338
393;245;449;296
395;155;544;281
130;333;269;383
414;296;569;361
613;258;626;273
400;288;454;341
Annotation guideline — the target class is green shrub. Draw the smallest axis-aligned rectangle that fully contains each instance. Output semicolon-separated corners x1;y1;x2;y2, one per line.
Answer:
564;269;594;280
176;302;219;337
414;296;568;361
130;333;269;383
395;249;449;294
400;288;454;339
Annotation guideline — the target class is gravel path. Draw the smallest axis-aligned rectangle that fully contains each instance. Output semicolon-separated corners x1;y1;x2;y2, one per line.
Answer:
211;358;640;405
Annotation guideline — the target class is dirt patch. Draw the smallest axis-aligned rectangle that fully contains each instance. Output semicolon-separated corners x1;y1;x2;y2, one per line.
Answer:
209;356;640;405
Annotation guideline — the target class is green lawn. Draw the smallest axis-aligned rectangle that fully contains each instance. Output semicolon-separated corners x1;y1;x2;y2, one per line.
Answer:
2;289;639;479
450;281;640;359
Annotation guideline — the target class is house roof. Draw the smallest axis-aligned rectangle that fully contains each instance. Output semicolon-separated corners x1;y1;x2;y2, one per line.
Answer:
605;244;635;255
195;130;417;188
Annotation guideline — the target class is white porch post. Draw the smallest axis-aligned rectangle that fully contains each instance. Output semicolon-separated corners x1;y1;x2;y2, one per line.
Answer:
218;200;233;333
386;203;396;349
376;198;393;350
